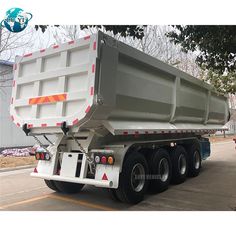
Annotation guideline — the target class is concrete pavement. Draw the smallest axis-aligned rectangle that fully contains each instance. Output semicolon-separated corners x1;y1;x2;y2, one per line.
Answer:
0;141;235;211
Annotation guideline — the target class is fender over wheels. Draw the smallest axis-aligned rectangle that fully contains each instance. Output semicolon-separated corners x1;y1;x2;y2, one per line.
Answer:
186;141;202;177
114;151;149;204
148;148;172;193
170;145;188;184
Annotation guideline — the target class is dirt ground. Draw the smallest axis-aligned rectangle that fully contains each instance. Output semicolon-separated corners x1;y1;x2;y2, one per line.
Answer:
209;135;236;143
0;156;37;169
0;135;235;169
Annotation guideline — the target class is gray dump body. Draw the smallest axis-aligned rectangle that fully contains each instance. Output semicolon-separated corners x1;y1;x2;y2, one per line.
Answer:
84;32;229;135
11;32;229;135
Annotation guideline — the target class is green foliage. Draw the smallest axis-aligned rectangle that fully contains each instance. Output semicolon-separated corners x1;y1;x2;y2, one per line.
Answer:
167;25;236;94
167;26;236;73
204;70;236;94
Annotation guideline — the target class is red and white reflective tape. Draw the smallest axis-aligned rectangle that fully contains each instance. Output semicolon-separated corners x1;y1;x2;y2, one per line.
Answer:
84;35;90;40
41;123;47;127
90;86;94;96
72;118;79;125
93;41;97;50
23;53;32;57
68;40;75;45
85;105;91;113
40;49;45;53
53;45;59;49
119;129;225;135
92;64;95;73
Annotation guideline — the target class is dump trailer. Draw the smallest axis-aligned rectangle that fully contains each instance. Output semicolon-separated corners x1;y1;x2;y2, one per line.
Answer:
10;32;230;203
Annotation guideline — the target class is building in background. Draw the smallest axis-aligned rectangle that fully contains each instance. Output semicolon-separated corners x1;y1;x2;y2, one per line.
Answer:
0;60;37;149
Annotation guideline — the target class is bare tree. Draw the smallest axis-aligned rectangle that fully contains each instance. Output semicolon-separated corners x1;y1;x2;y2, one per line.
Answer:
229;94;236;109
50;25;81;44
110;26;203;78
0;27;36;61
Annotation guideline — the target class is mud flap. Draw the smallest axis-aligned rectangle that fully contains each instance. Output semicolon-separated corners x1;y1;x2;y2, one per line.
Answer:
95;164;120;188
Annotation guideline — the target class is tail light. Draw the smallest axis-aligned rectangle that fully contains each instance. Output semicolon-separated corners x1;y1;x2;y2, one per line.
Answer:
35;151;51;161
94;155;100;164
93;153;115;165
101;156;107;164
107;156;114;165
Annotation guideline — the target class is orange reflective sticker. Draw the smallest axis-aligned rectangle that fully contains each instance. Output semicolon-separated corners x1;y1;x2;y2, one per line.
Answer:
29;93;67;105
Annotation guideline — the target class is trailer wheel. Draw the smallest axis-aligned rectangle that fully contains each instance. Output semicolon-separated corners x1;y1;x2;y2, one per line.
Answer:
115;151;149;204
148;148;172;193
186;142;202;177
44;180;60;192
54;181;84;194
170;146;188;184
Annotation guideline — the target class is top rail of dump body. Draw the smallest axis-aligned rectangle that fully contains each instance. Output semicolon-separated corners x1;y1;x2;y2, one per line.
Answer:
10;32;229;135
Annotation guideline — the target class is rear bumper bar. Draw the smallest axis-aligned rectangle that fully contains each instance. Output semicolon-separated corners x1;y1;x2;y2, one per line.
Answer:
31;172;113;188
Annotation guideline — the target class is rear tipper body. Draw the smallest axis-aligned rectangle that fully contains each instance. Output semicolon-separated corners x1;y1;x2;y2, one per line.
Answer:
10;32;229;203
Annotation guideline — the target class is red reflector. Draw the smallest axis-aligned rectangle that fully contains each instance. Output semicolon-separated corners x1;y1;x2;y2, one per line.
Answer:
102;173;108;180
101;156;107;164
33;167;38;173
40;153;45;160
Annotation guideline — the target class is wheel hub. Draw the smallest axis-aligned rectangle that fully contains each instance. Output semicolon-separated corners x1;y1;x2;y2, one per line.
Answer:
158;158;169;182
131;163;145;192
178;154;187;175
194;151;201;169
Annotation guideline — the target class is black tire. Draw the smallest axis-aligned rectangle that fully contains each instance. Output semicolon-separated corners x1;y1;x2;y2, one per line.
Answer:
186;142;202;177
44;180;60;192
54;181;84;194
170;145;188;184
148;148;172;193
114;151;149;204
107;189;121;202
